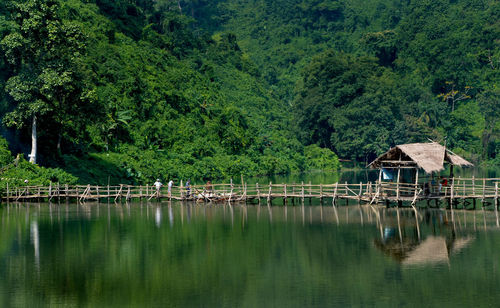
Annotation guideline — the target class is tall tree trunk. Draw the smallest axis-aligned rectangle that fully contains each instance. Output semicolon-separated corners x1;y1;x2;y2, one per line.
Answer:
29;115;37;164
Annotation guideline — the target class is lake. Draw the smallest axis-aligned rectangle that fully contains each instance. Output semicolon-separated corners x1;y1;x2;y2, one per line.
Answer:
1;167;499;307
1;200;500;307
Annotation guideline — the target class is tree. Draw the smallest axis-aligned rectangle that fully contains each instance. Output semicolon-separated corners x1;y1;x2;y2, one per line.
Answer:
477;88;500;160
437;81;472;112
1;0;93;164
293;50;400;161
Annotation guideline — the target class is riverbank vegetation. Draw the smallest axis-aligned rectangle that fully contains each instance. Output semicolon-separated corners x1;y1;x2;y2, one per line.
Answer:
0;0;497;184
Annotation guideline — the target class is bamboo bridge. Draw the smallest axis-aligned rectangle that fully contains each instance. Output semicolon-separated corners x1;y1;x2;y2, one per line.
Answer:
2;177;499;209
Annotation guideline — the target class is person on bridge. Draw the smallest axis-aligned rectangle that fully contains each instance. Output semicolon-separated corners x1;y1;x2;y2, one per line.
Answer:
154;179;163;196
205;181;213;195
154;179;162;190
185;179;191;197
168;179;174;197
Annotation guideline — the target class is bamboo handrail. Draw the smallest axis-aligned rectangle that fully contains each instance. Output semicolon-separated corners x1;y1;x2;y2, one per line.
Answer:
2;178;499;206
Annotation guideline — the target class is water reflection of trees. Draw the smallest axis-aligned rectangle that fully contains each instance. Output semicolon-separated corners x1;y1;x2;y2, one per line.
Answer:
0;202;500;306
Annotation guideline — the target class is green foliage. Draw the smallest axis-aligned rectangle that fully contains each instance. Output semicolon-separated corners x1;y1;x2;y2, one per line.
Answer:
293;51;400;161
1;159;78;187
446;100;485;160
477;87;500;161
0;137;77;188
261;0;499;162
304;144;340;171
1;0;97;161
0;137;11;166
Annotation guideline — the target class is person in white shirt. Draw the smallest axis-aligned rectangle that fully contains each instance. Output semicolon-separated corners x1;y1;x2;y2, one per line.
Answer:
154;179;163;195
168;180;174;197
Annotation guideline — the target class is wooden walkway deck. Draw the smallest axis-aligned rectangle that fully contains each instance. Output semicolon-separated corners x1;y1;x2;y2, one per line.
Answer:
2;177;499;208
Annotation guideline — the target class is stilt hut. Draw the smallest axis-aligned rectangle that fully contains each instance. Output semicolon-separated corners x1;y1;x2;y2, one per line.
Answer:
368;142;473;200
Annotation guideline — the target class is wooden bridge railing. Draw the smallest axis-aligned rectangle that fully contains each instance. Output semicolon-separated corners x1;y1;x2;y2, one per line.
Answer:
1;178;499;204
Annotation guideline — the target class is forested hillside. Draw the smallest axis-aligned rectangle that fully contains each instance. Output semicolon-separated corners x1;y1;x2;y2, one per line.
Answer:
201;0;499;163
0;0;498;185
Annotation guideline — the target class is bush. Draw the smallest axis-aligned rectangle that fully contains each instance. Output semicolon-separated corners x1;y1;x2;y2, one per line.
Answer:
304;144;340;171
0;137;78;190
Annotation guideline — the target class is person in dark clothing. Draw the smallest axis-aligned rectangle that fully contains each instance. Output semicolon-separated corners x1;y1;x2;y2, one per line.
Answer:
186;179;191;197
205;181;213;194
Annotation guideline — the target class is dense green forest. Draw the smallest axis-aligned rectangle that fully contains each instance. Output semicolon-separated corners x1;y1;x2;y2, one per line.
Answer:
0;0;498;185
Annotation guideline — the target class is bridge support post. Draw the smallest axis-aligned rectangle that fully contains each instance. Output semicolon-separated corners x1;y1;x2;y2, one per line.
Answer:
256;183;260;205
267;182;272;205
495;182;498;210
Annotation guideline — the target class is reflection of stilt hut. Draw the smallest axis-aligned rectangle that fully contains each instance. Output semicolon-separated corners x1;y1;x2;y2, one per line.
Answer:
368;142;473;202
374;208;476;266
401;236;449;266
376;235;475;266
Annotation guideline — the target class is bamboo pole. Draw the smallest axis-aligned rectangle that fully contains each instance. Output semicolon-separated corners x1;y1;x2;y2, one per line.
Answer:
229;180;234;203
396;167;401;200
301;182;304;202
284;184;287;205
319;184;323;204
396;153;401;200
180;180;184;199
414;169;419;198
461;177;465;198
333;182;338;207
483;178;486;199
115;184;123;202
495;182;498;211
267;182;272;204
450;177;455;209
243;182;247;200
86;184;91;201
51;185;57;202
256;183;260;204
78;186;86;203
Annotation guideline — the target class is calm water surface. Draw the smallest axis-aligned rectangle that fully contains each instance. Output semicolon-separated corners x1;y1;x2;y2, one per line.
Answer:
1;201;500;307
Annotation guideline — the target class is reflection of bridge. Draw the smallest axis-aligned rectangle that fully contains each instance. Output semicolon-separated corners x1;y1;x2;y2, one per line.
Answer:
2;177;499;208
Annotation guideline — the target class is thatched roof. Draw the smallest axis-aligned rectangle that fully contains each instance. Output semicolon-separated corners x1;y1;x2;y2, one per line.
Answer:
368;142;473;174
